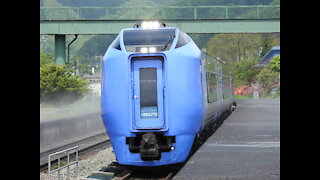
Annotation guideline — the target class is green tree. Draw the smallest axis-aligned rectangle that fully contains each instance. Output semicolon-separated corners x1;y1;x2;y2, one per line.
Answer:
77;35;116;57
232;57;261;87
40;64;90;105
40;49;54;67
258;34;280;58
206;33;279;65
256;55;280;94
269;54;280;72
188;33;215;50
117;0;160;19
207;33;261;65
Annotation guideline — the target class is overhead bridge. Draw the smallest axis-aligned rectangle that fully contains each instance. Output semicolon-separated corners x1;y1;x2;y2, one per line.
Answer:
40;5;279;34
40;5;280;64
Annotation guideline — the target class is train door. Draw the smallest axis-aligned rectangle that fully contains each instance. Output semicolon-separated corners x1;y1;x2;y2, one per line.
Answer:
132;59;165;129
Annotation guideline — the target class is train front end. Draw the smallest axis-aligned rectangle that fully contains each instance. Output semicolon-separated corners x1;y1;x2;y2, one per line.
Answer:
101;22;204;166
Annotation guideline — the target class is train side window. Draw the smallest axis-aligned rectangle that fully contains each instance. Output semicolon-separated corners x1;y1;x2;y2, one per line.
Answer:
223;77;231;99
175;31;190;49
206;72;218;103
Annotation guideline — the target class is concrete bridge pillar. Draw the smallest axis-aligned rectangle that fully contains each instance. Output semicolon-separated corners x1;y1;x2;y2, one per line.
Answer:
55;34;66;65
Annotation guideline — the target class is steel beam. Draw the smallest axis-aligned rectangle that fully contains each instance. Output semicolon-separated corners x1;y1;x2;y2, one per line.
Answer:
40;19;279;35
54;35;66;65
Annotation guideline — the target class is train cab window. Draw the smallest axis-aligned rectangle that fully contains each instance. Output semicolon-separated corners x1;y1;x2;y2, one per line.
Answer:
139;68;158;119
111;35;121;50
123;29;176;52
175;31;190;49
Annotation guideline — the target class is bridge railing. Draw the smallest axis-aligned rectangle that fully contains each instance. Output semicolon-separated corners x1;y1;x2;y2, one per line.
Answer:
40;5;280;21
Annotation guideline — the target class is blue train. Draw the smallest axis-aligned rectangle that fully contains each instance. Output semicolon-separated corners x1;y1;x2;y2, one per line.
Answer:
101;22;235;167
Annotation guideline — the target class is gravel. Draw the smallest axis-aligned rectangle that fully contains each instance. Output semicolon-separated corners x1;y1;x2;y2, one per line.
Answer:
40;146;116;180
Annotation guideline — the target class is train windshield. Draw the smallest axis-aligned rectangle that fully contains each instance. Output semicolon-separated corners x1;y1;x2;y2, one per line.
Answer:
123;29;176;53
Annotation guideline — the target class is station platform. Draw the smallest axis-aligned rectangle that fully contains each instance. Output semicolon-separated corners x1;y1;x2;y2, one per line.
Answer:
173;98;280;180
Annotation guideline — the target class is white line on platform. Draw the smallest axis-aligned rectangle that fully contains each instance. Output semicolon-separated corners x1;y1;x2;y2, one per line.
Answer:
207;141;280;148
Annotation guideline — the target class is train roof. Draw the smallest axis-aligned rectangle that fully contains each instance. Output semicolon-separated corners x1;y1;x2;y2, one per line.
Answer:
113;22;194;53
122;26;177;32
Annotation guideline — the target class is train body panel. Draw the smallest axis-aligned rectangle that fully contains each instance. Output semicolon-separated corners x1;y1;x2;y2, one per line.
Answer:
101;24;234;166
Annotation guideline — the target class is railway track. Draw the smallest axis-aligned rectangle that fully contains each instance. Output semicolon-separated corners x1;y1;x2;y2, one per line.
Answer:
41;109;230;179
82;162;181;180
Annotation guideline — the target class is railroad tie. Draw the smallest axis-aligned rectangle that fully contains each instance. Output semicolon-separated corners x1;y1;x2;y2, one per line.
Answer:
91;171;114;176
78;178;101;180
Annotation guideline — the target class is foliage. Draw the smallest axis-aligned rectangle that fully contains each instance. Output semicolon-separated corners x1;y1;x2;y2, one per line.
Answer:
258;34;280;58
232;57;262;87
40;49;54;67
269;0;280;5
40;64;90;106
234;95;251;99
232;55;280;96
206;33;280;97
207;34;261;64
255;56;280;94
113;0;163;19
269;55;280;72
206;33;279;65
51;161;67;170
189;34;215;50
77;35;116;57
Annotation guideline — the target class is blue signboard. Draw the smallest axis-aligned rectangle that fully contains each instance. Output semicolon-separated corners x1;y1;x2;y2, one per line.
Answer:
141;106;158;119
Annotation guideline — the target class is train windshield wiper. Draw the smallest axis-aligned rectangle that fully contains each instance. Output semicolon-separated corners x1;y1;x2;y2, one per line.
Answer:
161;35;175;51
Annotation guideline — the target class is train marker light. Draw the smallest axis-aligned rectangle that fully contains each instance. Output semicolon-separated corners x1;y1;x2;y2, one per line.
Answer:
141;21;160;29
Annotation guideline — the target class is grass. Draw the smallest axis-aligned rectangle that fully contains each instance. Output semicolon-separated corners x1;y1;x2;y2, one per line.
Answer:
233;91;280;99
234;95;251;99
51;160;68;170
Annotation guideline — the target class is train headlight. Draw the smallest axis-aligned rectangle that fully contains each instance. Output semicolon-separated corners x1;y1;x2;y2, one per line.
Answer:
140;47;148;53
141;21;160;29
149;47;156;53
140;47;157;53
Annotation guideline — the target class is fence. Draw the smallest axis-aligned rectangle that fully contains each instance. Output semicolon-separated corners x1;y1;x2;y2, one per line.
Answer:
48;146;79;180
40;5;280;21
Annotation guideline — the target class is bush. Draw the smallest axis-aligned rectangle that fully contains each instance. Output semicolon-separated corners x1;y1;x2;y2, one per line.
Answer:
269;54;280;72
255;55;280;95
256;65;279;95
40;64;90;106
40;49;54;67
232;57;261;86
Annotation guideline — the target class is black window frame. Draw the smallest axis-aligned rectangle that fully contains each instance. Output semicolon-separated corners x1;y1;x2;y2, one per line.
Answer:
111;35;121;50
206;72;218;103
175;31;190;49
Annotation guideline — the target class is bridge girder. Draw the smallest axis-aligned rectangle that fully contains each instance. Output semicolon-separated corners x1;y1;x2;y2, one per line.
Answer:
40;19;279;35
41;19;279;65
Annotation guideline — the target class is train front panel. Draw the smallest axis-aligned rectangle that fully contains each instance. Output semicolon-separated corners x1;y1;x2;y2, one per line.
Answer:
101;27;205;166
